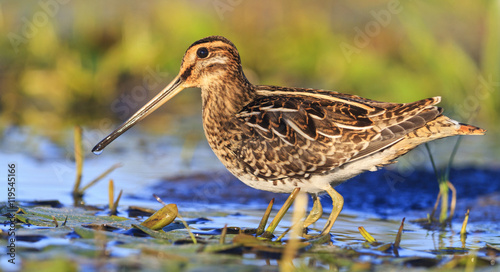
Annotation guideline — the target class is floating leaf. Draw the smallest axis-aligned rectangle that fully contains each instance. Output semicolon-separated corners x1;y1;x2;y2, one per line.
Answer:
140;204;178;230
15;213;56;227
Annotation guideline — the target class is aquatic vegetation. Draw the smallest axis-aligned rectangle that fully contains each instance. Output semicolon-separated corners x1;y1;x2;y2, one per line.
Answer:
71;126;121;204
2;201;498;271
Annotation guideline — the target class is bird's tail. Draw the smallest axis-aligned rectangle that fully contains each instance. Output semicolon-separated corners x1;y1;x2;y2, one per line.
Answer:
406;114;486;142
456;123;486;135
433;115;486;136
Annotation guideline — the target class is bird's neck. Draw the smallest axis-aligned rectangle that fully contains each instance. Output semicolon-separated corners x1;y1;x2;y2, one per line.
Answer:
201;72;254;124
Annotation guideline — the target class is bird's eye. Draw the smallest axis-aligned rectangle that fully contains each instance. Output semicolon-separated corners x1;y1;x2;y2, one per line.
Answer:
196;47;209;58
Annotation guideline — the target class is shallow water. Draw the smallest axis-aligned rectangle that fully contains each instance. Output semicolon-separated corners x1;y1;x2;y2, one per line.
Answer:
1;127;499;270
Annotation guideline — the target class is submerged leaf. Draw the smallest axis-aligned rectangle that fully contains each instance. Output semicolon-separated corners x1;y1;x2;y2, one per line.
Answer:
132;224;175;240
233;233;266;247
23;257;78;272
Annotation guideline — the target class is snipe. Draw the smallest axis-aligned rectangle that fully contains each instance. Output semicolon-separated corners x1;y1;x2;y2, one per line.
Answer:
93;36;485;236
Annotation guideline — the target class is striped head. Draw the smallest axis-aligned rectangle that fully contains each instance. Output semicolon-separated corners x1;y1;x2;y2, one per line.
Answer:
180;36;245;88
92;36;249;153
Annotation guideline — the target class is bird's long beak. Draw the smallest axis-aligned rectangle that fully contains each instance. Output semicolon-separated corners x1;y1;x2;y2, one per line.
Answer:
92;75;185;154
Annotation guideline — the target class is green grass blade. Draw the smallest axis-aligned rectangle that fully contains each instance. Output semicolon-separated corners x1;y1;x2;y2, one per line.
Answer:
445;136;463;181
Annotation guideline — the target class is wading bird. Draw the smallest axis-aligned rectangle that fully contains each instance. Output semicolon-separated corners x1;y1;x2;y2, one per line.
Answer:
93;36;485;236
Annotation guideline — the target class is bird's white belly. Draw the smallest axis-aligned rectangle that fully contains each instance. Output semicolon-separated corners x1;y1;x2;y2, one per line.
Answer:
233;147;399;195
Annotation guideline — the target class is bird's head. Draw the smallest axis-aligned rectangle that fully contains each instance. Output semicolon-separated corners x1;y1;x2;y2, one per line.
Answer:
92;36;245;154
179;36;244;88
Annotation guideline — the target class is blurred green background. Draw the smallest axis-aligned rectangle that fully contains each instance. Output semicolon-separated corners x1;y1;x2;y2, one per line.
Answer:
1;0;498;144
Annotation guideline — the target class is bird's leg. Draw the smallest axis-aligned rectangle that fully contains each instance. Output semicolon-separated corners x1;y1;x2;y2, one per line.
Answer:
319;186;344;236
303;194;323;229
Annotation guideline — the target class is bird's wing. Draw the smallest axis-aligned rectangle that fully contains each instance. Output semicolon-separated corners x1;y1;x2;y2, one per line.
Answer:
229;87;442;180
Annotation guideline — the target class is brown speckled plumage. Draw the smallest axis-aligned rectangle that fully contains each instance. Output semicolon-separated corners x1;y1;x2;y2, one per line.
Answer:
93;36;486;236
